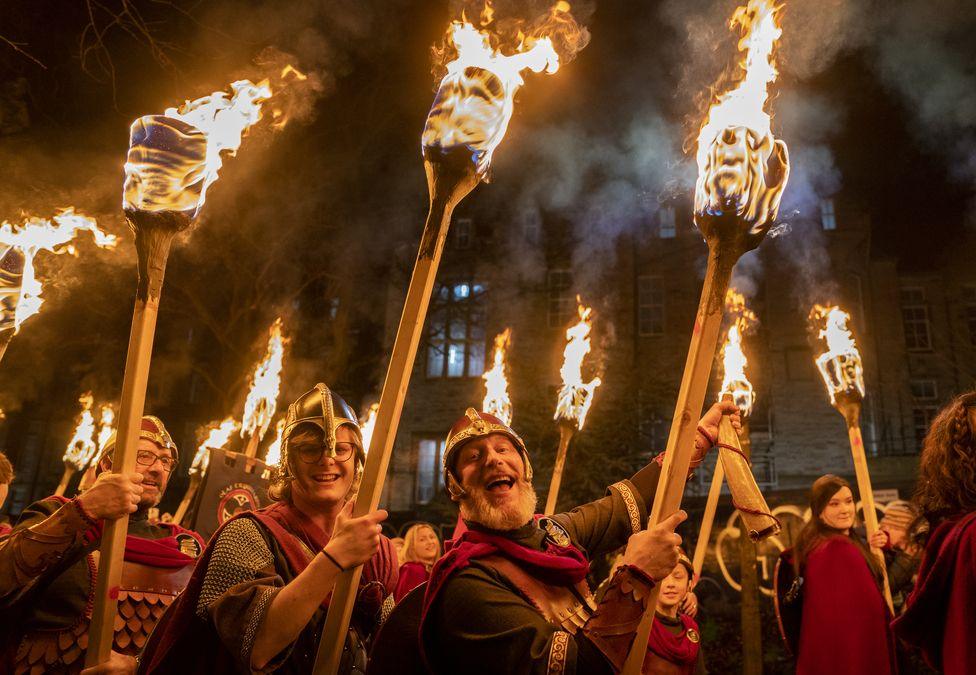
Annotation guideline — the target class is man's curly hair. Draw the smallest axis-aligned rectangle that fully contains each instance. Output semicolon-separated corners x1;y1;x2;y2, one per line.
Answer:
913;391;976;527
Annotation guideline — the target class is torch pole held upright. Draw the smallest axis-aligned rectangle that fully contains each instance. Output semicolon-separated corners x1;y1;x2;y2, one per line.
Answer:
837;398;894;614
54;465;75;497
314;157;478;675
545;423;576;515
173;474;202;525
692;460;725;578
85;216;184;668
620;242;737;675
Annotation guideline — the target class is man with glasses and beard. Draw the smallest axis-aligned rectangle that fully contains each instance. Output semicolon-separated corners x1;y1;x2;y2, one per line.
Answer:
138;383;396;675
412;403;739;675
0;415;204;674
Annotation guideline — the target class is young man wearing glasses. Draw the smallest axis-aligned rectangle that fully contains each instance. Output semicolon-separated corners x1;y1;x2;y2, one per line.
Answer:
0;415;204;674
138;383;396;675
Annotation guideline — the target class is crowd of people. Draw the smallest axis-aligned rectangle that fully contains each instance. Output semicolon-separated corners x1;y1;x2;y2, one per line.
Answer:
0;383;972;674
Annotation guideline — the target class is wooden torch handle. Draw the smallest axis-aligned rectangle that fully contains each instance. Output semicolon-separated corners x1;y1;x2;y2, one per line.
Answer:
692;460;725;578
85;294;161;666
54;465;75;497
845;416;894;614
544;424;576;515
620;245;736;675
313;160;477;674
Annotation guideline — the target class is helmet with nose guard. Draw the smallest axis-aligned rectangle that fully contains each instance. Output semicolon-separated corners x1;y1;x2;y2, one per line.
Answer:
443;408;532;499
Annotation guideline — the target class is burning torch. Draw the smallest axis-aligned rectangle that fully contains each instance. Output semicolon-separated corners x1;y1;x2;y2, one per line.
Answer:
174;417;239;525
315;5;589;671
262;417;287;480
240;317;286;458
359;403;379;454
482;328;513;426
0;210;117;366
78;404;117;492
623;2;790;672
811;304;893;612
56;393;98;496
546;302;601;514
86;78;274;668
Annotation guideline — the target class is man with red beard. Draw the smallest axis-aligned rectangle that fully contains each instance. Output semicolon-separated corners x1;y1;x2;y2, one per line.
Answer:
0;416;204;674
416;403;738;675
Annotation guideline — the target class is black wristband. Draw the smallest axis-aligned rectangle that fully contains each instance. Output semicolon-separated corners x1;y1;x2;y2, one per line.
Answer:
322;548;346;572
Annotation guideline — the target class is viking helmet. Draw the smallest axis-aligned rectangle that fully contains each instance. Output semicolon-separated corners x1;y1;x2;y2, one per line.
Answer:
97;415;178;474
277;383;364;480
443;408;531;499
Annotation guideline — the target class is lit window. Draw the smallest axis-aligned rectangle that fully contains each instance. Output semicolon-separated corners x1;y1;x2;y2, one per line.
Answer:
415;438;446;504
638;276;664;335
455;218;472;249
658;207;676;239
900;288;931;351
820;199;837;231
547;270;575;328
426;281;486;378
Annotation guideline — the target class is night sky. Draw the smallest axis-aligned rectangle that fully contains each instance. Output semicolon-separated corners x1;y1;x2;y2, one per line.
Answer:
0;0;973;464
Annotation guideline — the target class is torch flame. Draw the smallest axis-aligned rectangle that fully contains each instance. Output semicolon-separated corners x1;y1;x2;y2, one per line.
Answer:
719;289;759;416
694;0;787;224
123;79;273;215
554;299;601;430
0;209;117;331
422;2;585;176
192;417;239;476
63;392;98;471
264;417;287;468
482;328;513;425
96;404;116;453
359;403;380;454
810;304;865;405
240;317;286;442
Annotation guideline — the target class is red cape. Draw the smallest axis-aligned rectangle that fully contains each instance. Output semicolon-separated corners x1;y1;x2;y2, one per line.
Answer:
395;561;430;603
893;511;976;674
646;612;699;668
796;536;896;675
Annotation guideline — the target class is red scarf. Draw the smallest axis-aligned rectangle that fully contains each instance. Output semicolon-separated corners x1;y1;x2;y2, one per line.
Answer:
646;613;699;667
49;496;203;568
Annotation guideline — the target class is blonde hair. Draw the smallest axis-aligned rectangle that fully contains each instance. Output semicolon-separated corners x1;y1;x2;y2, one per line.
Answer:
403;523;440;565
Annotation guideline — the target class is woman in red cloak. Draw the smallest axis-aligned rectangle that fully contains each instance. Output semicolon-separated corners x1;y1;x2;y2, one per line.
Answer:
643;550;705;674
394;522;442;602
893;391;976;674
793;474;896;675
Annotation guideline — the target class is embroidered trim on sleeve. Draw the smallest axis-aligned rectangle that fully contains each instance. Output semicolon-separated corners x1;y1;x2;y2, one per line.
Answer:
242;585;276;660
610;481;642;535
548;630;570;675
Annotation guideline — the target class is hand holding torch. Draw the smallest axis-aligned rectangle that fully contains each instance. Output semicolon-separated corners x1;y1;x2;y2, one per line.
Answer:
623;2;790;671
315;5;589;671
546;302;601;514
811;304;894;612
86;79;272;668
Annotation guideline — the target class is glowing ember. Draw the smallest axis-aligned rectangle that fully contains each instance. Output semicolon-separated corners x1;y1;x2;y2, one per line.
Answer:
554;299;601;430
483;328;513;425
192;417;239;476
264;417;287;467
719;289;759;416
123;79;273;216
810;304;865;405
0;210;117;331
423;2;585;176
694;0;788;226
63;392;98;471
240;317;286;443
359;403;380;454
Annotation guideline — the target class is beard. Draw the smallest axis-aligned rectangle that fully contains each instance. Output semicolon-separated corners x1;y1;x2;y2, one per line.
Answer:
459;478;538;531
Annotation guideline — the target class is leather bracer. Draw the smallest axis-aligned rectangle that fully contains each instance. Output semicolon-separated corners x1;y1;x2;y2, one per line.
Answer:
582;565;656;671
5;498;99;585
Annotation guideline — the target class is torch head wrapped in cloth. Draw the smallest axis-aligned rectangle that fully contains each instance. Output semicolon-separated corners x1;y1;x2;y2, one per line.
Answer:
443;408;531;499
0;246;25;341
810;305;865;414
693;0;790;255
274;383;365;485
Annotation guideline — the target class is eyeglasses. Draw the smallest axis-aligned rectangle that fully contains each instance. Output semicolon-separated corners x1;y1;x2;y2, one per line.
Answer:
294;441;357;464
136;450;177;472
